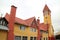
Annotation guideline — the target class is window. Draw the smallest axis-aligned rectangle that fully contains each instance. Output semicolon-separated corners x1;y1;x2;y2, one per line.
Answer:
44;38;45;40
44;11;48;15
30;37;33;40
30;28;33;32
22;36;27;40
0;20;2;25
3;21;5;26
30;37;36;40
40;38;41;40
20;25;25;30
46;37;47;40
30;28;36;32
34;37;36;40
33;28;36;32
14;36;21;40
15;36;28;40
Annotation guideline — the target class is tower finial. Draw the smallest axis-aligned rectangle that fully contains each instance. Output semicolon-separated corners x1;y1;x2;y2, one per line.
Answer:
37;17;40;24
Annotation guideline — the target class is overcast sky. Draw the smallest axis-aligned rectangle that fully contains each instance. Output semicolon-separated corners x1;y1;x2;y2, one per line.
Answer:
0;0;60;34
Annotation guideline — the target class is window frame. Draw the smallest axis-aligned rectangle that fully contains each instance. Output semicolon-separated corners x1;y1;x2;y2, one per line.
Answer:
30;27;36;32
34;37;36;40
30;37;33;40
33;28;36;32
14;36;21;40
20;25;26;30
22;36;27;40
0;20;3;25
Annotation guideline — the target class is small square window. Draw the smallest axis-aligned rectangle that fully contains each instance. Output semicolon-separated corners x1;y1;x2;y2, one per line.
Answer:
0;21;2;25
44;11;48;15
30;37;33;40
14;36;21;40
3;21;5;26
44;38;45;40
30;27;36;32
46;37;47;40
34;37;36;40
20;25;25;30
22;36;27;40
33;28;36;32
30;28;33;32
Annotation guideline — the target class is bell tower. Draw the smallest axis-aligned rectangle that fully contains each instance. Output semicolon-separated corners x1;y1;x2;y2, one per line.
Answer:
43;5;55;40
43;5;51;25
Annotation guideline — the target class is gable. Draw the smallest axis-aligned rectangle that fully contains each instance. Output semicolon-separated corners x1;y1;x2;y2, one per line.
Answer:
0;17;8;30
0;17;8;26
25;17;35;26
31;18;37;28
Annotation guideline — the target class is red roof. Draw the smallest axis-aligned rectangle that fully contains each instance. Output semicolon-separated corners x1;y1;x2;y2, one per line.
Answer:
5;13;48;31
15;17;28;26
25;17;36;26
39;23;48;31
5;13;9;22
5;13;36;26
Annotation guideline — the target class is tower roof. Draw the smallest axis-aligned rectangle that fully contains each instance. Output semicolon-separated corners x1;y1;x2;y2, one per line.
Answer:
43;5;51;12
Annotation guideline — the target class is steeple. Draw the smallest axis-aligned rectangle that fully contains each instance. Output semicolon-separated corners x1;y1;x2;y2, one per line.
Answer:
43;5;55;40
43;5;51;13
43;5;51;16
43;5;51;24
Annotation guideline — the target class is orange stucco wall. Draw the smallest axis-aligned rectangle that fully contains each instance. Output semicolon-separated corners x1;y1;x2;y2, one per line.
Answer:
41;32;48;40
48;25;54;37
0;30;7;40
44;12;54;38
44;14;51;25
14;24;38;40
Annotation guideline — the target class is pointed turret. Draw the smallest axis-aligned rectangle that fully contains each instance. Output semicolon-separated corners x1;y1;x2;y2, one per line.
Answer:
43;5;55;40
43;5;51;12
43;5;51;16
43;4;51;24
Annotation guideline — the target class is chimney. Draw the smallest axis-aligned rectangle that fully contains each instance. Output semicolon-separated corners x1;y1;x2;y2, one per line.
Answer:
37;17;40;40
37;17;40;24
8;5;17;40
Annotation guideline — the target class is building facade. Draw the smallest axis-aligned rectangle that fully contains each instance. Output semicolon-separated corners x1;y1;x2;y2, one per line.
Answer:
0;5;55;40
